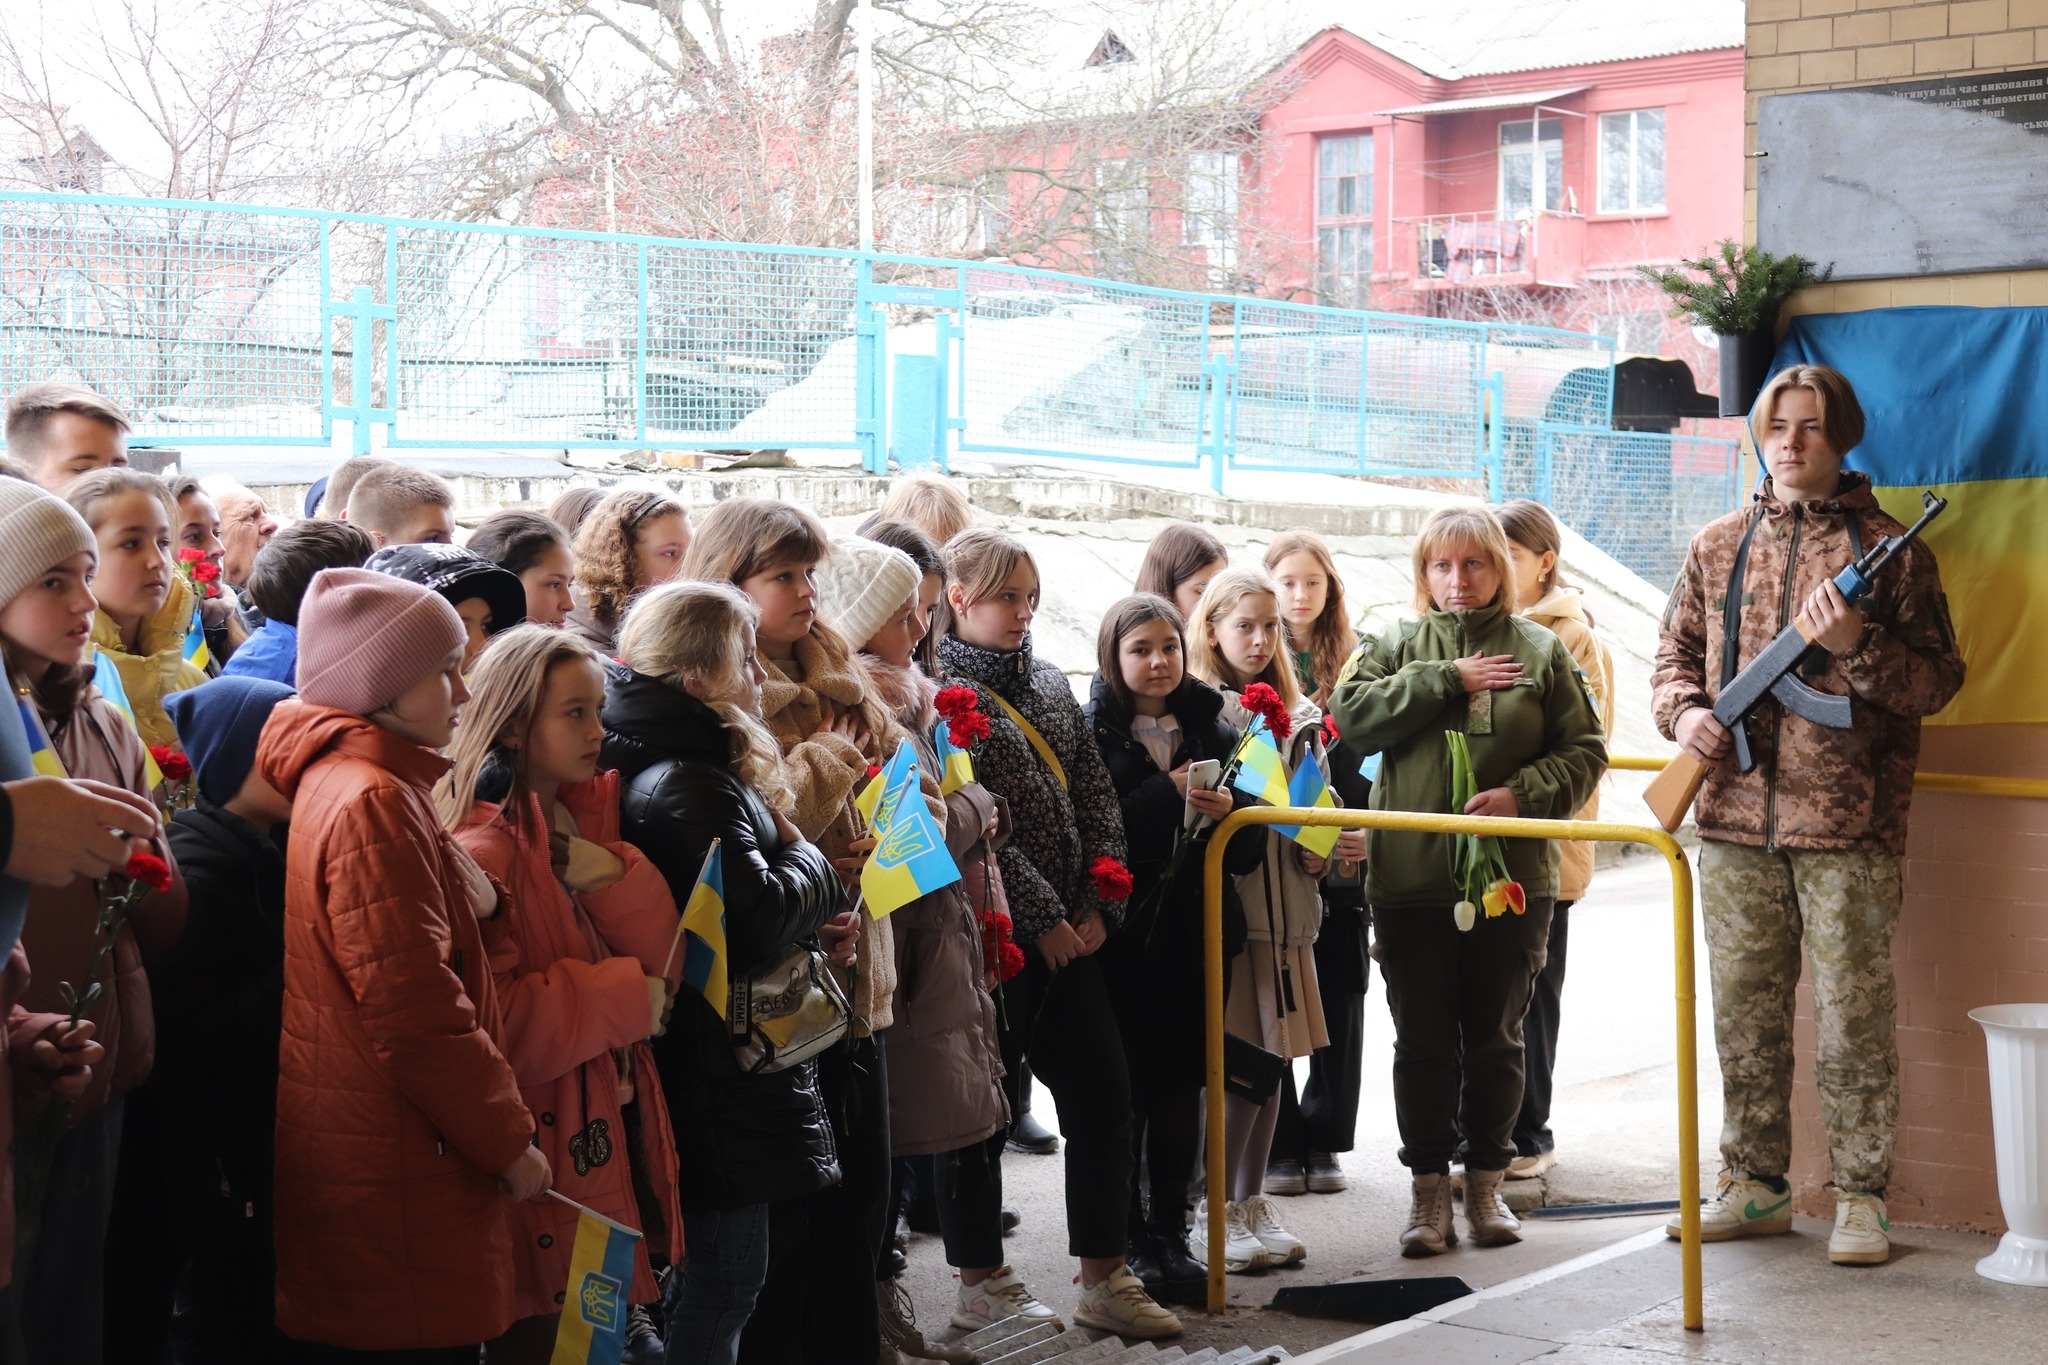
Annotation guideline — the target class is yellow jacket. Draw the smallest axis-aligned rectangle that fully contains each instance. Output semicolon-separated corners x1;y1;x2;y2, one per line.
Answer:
91;575;210;750
1521;585;1614;901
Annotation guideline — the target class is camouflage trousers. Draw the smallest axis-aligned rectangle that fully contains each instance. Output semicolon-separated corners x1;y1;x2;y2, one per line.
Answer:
1699;840;1902;1194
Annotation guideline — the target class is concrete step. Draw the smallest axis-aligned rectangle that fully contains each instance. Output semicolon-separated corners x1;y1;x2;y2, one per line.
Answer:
984;1327;1094;1365
1098;1343;1161;1365
959;1318;1062;1356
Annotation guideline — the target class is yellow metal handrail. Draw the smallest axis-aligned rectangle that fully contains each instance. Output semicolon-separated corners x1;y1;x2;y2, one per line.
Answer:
1201;808;1705;1332
1609;752;2048;800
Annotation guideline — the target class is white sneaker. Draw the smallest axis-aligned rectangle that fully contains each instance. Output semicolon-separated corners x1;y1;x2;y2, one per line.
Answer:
1190;1198;1269;1272
1240;1194;1307;1265
1829;1193;1891;1266
951;1265;1061;1331
1666;1174;1793;1243
1072;1264;1182;1339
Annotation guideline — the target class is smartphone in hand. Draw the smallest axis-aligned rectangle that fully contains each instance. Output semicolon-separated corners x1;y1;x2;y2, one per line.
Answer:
1184;759;1222;831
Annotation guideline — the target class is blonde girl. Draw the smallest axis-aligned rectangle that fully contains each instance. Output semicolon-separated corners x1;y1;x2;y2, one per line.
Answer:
441;626;682;1363
1494;499;1615;1180
875;472;974;546
568;488;691;651
936;529;1181;1340
601;579;851;1365
682;496;936;1362
66;468;208;749
1184;566;1329;1272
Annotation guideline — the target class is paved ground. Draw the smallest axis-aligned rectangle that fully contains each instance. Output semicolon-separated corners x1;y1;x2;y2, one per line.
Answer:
897;857;1724;1358
1290;1218;2030;1364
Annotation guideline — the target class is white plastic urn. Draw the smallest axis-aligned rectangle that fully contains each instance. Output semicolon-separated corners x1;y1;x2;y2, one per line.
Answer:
1970;1003;2048;1286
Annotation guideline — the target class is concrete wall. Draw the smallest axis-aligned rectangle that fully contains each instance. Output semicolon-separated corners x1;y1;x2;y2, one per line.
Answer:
1746;0;2048;1231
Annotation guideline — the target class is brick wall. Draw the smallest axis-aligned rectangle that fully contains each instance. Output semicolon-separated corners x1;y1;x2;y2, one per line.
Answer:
1745;1;2048;1231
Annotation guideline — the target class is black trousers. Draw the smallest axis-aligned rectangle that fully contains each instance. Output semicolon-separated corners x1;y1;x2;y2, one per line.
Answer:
997;950;1133;1259
1273;901;1370;1159
738;1035;888;1364
932;1129;1008;1269
1513;900;1572;1157
1374;897;1554;1174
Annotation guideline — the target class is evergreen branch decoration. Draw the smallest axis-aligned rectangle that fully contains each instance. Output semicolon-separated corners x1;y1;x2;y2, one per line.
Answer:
1636;241;1832;336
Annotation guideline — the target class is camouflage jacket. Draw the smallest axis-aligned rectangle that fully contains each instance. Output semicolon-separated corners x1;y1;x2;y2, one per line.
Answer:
1651;473;1965;855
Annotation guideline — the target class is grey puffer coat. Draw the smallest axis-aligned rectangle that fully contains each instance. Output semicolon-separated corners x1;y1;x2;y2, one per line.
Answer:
936;633;1128;946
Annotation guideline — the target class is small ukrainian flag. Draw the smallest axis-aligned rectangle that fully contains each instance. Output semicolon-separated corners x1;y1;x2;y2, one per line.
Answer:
15;694;65;777
854;740;915;830
182;605;210;672
91;651;164;789
1230;719;1290;809
860;759;961;918
547;1192;643;1365
931;720;975;796
671;841;728;1021
1274;745;1341;858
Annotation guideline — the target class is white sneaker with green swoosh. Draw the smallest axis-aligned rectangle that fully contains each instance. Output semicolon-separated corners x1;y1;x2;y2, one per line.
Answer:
1828;1193;1891;1265
1665;1175;1794;1242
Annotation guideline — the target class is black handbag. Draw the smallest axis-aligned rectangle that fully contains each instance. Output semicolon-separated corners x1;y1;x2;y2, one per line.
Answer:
1222;1030;1285;1104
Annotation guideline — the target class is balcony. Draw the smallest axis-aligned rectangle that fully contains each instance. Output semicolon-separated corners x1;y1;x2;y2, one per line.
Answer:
1396;211;1587;290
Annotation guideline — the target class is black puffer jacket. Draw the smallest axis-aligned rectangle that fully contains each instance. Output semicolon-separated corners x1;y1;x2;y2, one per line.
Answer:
601;665;845;1212
1087;676;1263;1077
155;801;288;1236
937;633;1127;945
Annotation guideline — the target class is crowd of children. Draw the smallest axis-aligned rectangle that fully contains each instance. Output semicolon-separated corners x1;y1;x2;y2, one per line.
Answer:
0;362;1950;1365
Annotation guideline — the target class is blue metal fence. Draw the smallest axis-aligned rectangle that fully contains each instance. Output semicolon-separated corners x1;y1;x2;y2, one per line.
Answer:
1511;423;1744;587
0;192;1743;580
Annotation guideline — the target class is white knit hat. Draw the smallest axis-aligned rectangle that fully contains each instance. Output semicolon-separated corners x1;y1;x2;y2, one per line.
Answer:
816;535;921;649
0;480;96;607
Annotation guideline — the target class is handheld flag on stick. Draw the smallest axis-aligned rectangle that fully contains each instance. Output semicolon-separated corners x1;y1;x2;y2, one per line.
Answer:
860;758;961;917
664;841;728;1020
183;606;210;672
546;1190;643;1365
91;651;164;789
1230;718;1290;808
932;720;976;796
854;739;916;830
15;693;65;777
1273;746;1341;857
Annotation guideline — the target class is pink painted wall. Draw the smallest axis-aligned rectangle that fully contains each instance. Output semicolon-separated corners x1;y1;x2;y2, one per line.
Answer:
1251;30;1745;311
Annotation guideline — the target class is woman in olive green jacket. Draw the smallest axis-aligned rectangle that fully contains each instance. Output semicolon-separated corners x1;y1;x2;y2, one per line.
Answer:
1327;506;1605;1261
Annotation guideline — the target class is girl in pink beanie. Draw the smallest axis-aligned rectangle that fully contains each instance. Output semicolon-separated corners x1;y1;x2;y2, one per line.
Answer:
254;567;550;1355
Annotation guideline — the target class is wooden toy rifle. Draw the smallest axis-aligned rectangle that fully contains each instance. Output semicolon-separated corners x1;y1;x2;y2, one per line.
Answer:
1645;490;1949;832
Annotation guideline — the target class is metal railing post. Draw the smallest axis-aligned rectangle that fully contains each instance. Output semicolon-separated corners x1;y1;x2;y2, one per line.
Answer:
1202;807;1703;1333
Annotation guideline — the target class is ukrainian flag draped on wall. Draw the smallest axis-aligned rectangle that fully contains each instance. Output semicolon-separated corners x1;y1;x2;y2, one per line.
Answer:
1775;307;2048;726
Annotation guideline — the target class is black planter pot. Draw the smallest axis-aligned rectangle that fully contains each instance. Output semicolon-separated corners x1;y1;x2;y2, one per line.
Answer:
1717;329;1777;419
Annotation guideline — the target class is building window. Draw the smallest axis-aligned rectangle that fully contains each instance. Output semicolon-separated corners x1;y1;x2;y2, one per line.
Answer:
1598;109;1666;213
1498;118;1563;216
1316;133;1372;307
1184;150;1239;276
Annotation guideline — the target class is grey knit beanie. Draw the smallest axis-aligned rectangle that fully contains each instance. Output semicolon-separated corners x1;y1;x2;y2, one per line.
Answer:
815;535;921;650
0;479;96;606
296;567;466;715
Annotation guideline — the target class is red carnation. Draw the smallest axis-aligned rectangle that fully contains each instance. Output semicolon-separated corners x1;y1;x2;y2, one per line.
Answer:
175;547;205;564
1241;681;1293;741
192;560;221;583
935;686;982;721
123;852;173;894
1090;856;1133;902
150;746;193;783
1323;714;1340;744
947;708;992;750
998;940;1026;981
865;764;882;780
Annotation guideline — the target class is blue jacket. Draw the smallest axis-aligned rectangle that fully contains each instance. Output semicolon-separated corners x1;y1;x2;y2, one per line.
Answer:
221;621;298;687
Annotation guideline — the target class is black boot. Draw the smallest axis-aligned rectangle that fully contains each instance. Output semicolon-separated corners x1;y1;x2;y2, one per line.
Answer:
1125;1233;1165;1292
1147;1219;1208;1304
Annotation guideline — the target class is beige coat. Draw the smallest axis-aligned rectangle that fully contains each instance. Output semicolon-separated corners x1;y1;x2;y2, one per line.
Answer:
1522;585;1615;900
760;633;944;1035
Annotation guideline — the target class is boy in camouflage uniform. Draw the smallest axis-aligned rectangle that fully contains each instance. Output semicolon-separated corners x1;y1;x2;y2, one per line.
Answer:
1651;365;1964;1266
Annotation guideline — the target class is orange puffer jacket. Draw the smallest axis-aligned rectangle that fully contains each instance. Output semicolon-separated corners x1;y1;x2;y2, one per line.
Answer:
259;702;534;1352
457;774;685;1320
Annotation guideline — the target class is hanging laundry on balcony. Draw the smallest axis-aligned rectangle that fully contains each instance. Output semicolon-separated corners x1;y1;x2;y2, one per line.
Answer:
1444;219;1522;264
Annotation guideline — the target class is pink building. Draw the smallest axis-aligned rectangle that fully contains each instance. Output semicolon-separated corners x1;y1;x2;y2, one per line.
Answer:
1250;4;1745;355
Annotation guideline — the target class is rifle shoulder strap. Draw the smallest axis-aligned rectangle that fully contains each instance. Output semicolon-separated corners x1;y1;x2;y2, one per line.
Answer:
1721;508;1763;688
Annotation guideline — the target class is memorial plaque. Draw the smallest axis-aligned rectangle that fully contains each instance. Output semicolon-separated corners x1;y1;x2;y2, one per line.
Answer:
1758;68;2048;279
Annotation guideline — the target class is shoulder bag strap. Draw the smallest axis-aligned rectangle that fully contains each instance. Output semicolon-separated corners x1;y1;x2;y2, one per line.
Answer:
986;690;1067;791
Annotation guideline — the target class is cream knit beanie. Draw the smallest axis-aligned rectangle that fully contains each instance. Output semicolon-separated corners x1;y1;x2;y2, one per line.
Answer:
0;480;96;606
816;535;921;650
296;567;466;715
